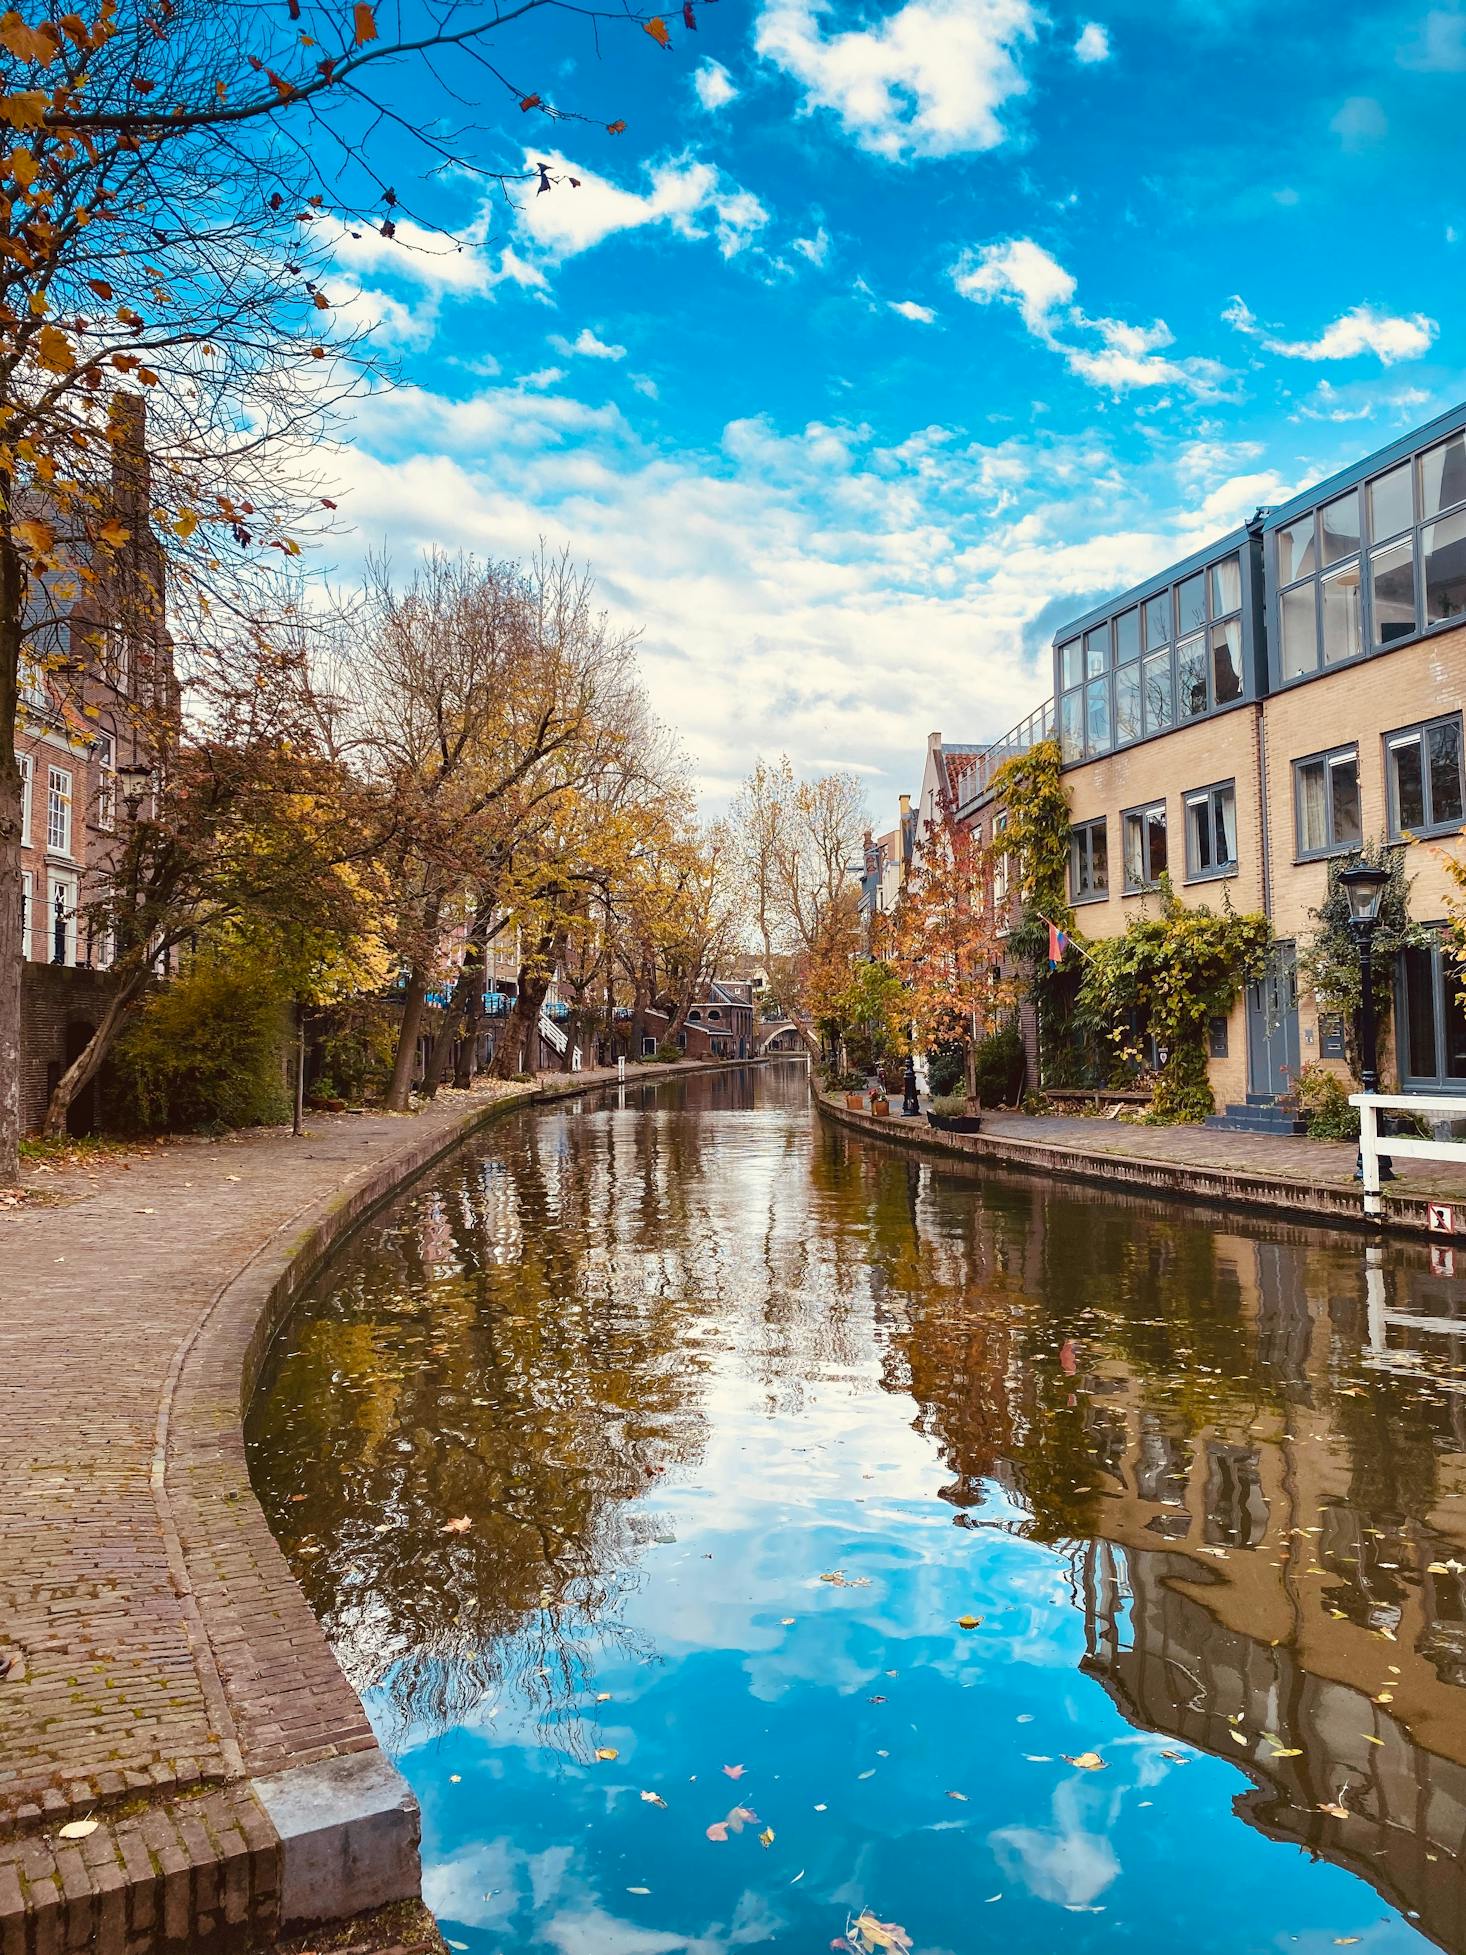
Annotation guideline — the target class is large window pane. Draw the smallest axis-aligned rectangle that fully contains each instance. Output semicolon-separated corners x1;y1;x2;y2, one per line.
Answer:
1402;944;1438;1080
1278;515;1316;584
1085;675;1111;754
1060;688;1083;762
1421;432;1466;519
1214;784;1236;865
1423;508;1466;625
1446;948;1466;1079
1330;752;1362;845
1060;640;1082;689
1209;554;1241;616
1280;582;1317;679
1175;572;1206;636
1428;718;1464;825
1070;831;1090;899
1177;634;1207;718
1114;660;1141;743
1210;619;1242;703
1390;736;1426;831
1319;490;1360;567
1143;593;1169;650
1142;649;1173;734
1188;796;1213;874
1085;626;1109;676
1090;821;1108;893
1371;539;1416;644
1146;806;1168;879
1123;812;1145;889
1369;462;1412;542
1296;758;1327;855
1114;607;1140;663
1321;561;1362;665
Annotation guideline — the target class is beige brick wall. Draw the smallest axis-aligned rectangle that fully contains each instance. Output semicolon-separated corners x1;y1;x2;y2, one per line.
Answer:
1061;703;1264;1106
1263;620;1466;1089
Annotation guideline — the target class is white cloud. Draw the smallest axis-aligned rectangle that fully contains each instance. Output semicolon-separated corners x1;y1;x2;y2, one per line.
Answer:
1073;20;1111;61
631;374;660;399
754;0;1037;160
1398;8;1466;70
792;226;832;267
693;57;740;109
889;298;937;323
1331;94;1388;148
549;327;627;361
951;236;1075;332
515;150;769;263
953;237;1226;396
1226;297;1438;365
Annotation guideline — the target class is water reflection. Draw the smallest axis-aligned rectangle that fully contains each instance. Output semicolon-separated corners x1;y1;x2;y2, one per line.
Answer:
247;1063;1466;1954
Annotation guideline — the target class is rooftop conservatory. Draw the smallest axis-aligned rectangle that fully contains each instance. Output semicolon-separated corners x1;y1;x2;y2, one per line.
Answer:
1051;527;1266;768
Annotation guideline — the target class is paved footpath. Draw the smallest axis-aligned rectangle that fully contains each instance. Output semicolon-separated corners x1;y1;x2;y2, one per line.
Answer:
0;1065;650;1955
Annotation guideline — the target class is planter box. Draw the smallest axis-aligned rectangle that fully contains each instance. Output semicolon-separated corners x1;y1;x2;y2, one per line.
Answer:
928;1111;982;1134
870;1099;891;1118
845;1094;866;1111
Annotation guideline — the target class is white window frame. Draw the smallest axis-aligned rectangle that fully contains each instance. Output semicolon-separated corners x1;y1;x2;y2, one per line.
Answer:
47;869;77;966
19;868;32;959
95;732;116;832
1184;780;1239;883
16;750;32;847
46;764;72;856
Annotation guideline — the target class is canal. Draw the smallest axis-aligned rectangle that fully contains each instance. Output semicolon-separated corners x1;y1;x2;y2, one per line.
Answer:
245;1061;1466;1955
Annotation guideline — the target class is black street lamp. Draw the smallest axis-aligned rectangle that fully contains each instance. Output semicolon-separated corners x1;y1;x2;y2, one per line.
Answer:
901;1050;921;1117
1339;861;1394;1183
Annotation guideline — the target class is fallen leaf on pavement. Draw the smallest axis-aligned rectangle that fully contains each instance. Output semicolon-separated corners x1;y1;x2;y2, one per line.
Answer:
57;1820;98;1840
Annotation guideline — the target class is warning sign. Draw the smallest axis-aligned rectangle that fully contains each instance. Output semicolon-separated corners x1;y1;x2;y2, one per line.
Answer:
1428;1202;1456;1235
1431;1245;1457;1278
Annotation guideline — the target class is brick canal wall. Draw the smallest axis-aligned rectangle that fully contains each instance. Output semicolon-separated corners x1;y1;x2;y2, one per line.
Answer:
0;1058;756;1955
814;1090;1464;1242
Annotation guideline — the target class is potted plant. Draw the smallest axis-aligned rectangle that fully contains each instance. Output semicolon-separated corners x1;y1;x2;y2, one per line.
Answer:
927;1090;981;1134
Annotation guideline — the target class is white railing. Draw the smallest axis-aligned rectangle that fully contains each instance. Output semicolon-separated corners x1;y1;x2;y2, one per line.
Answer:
537;1010;567;1054
1352;1092;1466;1218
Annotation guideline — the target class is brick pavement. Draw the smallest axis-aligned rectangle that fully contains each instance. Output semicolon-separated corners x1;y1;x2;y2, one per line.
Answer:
0;1063;668;1953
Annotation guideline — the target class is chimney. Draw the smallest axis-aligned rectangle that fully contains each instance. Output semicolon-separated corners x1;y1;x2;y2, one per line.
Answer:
109;392;150;525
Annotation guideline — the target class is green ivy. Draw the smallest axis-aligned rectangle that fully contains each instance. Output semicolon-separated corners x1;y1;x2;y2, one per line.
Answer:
1076;877;1271;1122
1297;843;1423;1082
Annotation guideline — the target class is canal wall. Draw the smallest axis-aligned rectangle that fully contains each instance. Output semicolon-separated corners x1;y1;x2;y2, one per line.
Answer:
814;1089;1460;1241
0;1057;765;1955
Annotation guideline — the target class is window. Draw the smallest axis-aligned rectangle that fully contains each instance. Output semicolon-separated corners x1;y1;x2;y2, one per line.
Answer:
1420;432;1466;522
1319;489;1360;566
641;1036;656;1057
1294;746;1362;857
1423;508;1466;625
1278;514;1316;584
1321;561;1362;665
1084;675;1111;752
1069;818;1108;903
1386;715;1465;836
16;750;31;847
19;868;31;959
1059;688;1083;763
1143;593;1169;650
1176;635;1207;719
48;870;76;965
1175;572;1206;636
1114;607;1140;662
1122;801;1167;891
1085;626;1109;676
1370;462;1413;541
1141;649;1173;734
688;1009;701;1021
95;732;115;831
993;810;1010;911
46;765;71;855
1371;539;1416;645
1060;639;1083;688
1185;781;1237;880
1209;554;1241;616
708;1008;722;1020
1398;930;1466;1090
1280;581;1317;680
1210;620;1243;705
1114;661;1141;744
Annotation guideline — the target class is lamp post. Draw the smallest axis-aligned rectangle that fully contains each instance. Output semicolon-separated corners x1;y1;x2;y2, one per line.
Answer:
1339;861;1394;1183
901;1050;921;1117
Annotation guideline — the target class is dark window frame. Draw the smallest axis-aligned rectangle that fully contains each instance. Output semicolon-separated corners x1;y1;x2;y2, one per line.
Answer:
1068;816;1108;905
1121;799;1168;894
1396;925;1466;1093
1183;778;1239;884
1293;743;1362;862
1384;712;1466;840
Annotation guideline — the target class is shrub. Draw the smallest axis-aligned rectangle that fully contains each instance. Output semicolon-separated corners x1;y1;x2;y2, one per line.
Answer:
105;958;291;1134
930;1091;971;1117
926;1042;965;1097
974;1025;1025;1106
653;1040;683;1062
1291;1063;1360;1141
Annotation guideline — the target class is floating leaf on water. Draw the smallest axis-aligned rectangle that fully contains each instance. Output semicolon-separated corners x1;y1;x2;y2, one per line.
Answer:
57;1820;98;1840
1160;1749;1189;1762
759;1826;775;1848
1228;1730;1247;1746
849;1909;914;1953
791;1869;805;1883
814;1802;828;1811
442;1516;472;1534
595;1747;619;1761
449;1774;461;1783
954;1614;982;1630
946;1790;968;1801
722;1763;746;1779
1064;1752;1107;1771
596;1691;612;1702
627;1885;651;1895
1268;1747;1303;1759
1318;1801;1351;1819
640;1790;667;1807
781;1617;797;1625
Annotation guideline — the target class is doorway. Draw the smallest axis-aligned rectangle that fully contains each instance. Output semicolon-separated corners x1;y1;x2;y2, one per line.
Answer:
1246;941;1300;1100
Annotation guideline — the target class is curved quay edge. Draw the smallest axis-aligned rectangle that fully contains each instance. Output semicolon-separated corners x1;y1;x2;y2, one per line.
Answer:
1;1059;763;1955
814;1087;1447;1241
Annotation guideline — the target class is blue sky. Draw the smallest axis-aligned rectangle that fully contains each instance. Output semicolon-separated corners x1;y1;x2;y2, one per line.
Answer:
325;0;1466;815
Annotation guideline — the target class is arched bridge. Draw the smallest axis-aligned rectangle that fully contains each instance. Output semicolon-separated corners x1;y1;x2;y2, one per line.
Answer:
756;1014;811;1055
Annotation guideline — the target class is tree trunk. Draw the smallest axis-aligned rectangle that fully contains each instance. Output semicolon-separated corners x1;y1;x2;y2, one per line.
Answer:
965;1038;982;1113
0;510;23;1181
490;970;551;1078
422;940;482;1098
385;961;432;1111
453;990;481;1089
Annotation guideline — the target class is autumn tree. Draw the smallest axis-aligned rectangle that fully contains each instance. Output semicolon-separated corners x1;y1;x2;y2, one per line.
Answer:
885;790;1013;1109
0;0;714;1175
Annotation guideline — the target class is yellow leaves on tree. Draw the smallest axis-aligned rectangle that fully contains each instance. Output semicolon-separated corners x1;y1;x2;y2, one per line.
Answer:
0;89;49;129
642;15;672;46
96;516;130;549
0;12;62;66
352;2;378;46
13;515;55;557
6;144;36;189
35;322;74;372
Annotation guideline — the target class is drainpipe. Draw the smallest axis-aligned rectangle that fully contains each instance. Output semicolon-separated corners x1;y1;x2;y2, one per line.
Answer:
1257;706;1273;923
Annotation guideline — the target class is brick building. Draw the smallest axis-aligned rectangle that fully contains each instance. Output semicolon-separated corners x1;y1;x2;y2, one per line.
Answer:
15;394;173;1131
924;398;1466;1117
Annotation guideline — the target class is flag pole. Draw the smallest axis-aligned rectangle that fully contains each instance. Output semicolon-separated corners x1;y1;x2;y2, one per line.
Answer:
1038;912;1096;964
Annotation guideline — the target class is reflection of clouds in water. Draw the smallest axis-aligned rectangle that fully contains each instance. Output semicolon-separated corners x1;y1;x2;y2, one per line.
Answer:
421;1834;527;1928
989;1781;1121;1909
541;1906;723;1955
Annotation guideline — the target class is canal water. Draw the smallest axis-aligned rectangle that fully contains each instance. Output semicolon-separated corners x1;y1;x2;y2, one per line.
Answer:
245;1062;1466;1955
